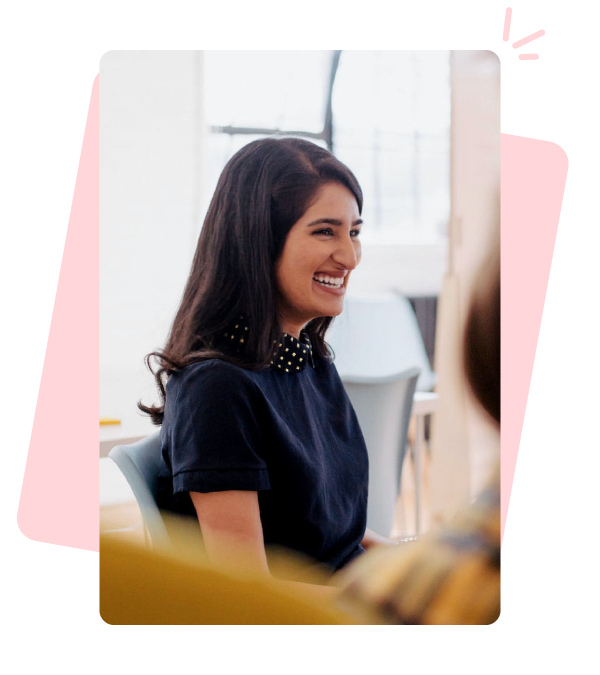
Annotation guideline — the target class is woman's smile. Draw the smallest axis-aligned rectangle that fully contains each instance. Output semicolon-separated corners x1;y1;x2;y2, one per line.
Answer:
312;272;347;294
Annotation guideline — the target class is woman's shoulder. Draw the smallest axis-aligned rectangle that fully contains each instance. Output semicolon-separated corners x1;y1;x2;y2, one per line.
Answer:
167;358;261;400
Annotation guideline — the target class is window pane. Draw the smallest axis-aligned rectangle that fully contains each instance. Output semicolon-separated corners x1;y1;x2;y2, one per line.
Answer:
204;50;333;132
333;51;450;243
201;50;450;245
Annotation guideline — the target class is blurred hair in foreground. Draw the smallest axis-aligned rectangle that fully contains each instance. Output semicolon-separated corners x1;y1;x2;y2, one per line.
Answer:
463;245;500;426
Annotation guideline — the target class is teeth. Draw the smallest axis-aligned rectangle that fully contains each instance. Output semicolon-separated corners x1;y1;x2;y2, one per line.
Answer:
313;275;343;288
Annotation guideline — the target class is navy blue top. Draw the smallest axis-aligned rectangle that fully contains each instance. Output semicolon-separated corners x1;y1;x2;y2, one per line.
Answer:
159;329;369;572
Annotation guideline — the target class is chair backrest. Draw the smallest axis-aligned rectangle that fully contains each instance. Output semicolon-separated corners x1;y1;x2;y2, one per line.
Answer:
328;293;436;391
109;431;171;548
342;368;420;537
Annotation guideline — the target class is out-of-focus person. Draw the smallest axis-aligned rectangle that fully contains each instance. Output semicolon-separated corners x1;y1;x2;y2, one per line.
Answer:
336;248;501;625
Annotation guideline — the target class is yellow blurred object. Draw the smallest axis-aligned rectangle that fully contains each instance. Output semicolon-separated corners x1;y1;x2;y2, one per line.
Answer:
100;534;359;625
100;418;121;426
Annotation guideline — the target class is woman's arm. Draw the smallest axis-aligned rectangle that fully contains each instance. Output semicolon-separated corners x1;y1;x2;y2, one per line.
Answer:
190;490;339;600
361;527;400;550
190;490;270;576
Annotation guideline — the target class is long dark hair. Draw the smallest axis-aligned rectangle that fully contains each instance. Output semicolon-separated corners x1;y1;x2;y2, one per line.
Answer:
139;137;363;424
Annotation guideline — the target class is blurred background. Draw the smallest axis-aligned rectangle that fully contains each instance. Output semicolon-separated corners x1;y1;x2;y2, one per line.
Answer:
100;50;499;540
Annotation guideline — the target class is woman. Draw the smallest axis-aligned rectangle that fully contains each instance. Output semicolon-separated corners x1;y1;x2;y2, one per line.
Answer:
140;137;390;577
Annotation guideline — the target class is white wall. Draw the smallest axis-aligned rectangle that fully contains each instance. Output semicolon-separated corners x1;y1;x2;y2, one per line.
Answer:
451;51;501;499
100;51;204;419
429;50;500;526
349;243;447;297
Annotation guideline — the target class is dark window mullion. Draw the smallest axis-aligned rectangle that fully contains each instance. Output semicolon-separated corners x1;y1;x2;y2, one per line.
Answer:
209;50;342;154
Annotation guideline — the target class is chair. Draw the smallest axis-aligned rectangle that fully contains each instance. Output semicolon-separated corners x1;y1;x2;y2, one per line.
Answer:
108;431;172;548
328;292;436;391
342;368;420;537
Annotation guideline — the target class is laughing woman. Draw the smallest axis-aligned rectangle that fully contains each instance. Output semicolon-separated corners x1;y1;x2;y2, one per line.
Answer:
140;137;390;579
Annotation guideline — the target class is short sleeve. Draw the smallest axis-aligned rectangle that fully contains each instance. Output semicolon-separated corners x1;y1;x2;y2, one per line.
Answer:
164;361;270;495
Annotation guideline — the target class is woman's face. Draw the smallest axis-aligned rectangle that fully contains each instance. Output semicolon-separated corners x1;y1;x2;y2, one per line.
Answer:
275;182;362;337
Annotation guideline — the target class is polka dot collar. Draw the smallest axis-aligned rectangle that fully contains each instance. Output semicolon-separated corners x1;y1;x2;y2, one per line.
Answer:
270;331;315;373
223;319;315;373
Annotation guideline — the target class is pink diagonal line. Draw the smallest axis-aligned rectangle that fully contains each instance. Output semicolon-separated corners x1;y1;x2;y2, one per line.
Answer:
503;8;512;41
513;29;545;49
519;54;539;60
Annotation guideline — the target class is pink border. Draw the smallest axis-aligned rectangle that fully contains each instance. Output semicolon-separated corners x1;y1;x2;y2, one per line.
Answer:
17;76;99;551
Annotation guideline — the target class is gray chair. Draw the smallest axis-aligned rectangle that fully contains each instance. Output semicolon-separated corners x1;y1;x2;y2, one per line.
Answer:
342;368;420;537
108;431;172;548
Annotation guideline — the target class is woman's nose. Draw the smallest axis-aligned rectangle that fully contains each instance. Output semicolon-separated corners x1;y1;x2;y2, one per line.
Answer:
332;234;359;270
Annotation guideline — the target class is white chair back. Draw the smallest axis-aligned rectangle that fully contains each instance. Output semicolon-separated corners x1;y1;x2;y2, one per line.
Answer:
343;368;420;537
109;431;171;547
328;293;436;391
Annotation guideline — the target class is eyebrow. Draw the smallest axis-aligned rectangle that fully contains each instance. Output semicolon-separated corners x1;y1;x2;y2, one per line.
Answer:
306;218;363;227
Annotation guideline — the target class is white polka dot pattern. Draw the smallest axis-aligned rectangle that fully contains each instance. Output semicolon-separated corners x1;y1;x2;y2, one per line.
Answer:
224;317;315;373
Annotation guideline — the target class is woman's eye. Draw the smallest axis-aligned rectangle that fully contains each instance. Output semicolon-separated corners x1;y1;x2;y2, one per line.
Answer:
312;227;361;237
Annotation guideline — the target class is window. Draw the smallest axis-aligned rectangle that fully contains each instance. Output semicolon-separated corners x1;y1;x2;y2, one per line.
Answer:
202;50;450;244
